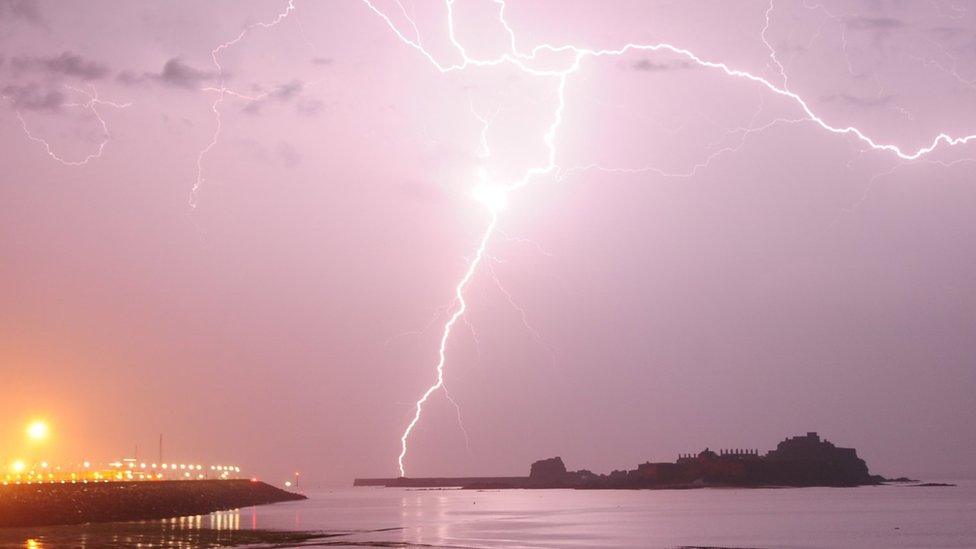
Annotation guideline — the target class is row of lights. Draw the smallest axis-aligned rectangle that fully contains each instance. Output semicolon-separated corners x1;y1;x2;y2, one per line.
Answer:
9;422;260;487
105;462;240;472
4;473;236;483
5;460;244;483
3;479;112;486
8;461;238;473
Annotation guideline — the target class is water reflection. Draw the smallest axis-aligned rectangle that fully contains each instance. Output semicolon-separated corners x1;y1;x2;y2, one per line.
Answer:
208;508;240;531
395;489;456;545
8;484;969;548
3;509;345;549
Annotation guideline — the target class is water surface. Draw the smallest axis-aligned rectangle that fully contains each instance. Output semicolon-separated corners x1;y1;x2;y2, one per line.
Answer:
2;482;973;548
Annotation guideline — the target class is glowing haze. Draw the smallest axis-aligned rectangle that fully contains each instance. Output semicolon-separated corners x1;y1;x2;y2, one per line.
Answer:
1;1;975;483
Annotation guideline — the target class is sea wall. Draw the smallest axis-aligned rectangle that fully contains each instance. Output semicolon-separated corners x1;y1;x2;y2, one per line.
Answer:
354;476;528;488
0;480;305;527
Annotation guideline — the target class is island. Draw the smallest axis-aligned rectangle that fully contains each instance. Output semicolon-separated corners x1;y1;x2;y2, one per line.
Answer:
356;432;889;489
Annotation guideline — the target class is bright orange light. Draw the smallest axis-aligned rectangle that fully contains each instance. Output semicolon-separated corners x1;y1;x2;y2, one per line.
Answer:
11;460;26;474
26;420;49;441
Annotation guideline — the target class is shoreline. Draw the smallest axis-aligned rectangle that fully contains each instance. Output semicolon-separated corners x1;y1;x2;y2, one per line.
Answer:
0;479;305;528
361;480;916;490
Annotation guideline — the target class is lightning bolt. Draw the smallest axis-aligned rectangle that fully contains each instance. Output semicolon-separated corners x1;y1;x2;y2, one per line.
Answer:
559;94;812;181
6;84;130;166
485;256;557;369
364;0;976;476
761;0;790;89
498;229;554;258
192;0;298;208
469;96;498;160
442;383;472;453
396;211;498;476
383;303;453;348
833;155;976;225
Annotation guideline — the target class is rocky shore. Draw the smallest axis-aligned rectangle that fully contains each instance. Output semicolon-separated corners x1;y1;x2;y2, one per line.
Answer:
498;432;883;489
357;432;890;490
0;480;305;528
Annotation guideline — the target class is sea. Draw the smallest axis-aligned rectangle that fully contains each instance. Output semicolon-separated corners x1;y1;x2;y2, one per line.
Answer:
1;482;973;548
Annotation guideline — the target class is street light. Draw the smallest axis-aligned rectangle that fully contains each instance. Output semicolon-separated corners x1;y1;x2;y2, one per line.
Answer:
26;420;49;441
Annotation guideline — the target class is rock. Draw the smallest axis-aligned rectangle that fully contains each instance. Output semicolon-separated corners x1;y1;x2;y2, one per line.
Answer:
529;457;568;484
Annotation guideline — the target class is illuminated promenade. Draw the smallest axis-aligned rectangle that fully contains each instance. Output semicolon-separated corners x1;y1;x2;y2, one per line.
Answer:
3;420;246;486
3;459;245;485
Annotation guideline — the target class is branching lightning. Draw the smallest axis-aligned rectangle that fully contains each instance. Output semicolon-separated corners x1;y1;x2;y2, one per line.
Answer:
485;256;557;369
395;211;498;476
4;0;971;479
558;99;812;181
363;0;976;476
762;0;790;89
192;1;298;208
6;84;130;166
441;383;472;453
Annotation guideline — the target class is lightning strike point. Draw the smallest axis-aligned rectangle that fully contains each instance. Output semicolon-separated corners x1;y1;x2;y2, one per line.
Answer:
368;0;976;477
471;183;510;213
397;212;499;477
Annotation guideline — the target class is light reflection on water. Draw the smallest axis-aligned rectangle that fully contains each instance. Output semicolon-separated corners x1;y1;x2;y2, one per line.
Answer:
10;510;255;549
3;483;976;548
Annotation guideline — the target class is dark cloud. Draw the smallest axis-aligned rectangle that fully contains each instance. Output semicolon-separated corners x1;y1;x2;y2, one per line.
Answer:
243;80;305;114
0;0;45;26
846;17;904;31
928;26;966;40
115;70;146;86
295;98;323;117
156;58;218;89
310;57;333;66
926;27;976;55
845;16;906;47
1;83;64;112
242;101;264;114
276;141;302;168
270;80;303;101
117;58;219;89
632;58;696;72
11;51;110;80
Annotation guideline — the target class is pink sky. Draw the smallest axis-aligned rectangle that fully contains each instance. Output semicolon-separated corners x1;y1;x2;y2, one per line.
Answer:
1;0;975;484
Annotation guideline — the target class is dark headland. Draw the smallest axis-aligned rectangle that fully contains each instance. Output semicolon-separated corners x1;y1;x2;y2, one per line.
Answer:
356;432;893;489
0;479;305;528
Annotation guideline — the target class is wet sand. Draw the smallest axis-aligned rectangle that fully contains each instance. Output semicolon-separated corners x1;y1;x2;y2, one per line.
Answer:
1;517;409;549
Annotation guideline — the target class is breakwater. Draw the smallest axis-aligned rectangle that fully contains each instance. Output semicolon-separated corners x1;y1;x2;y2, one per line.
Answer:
0;479;305;527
